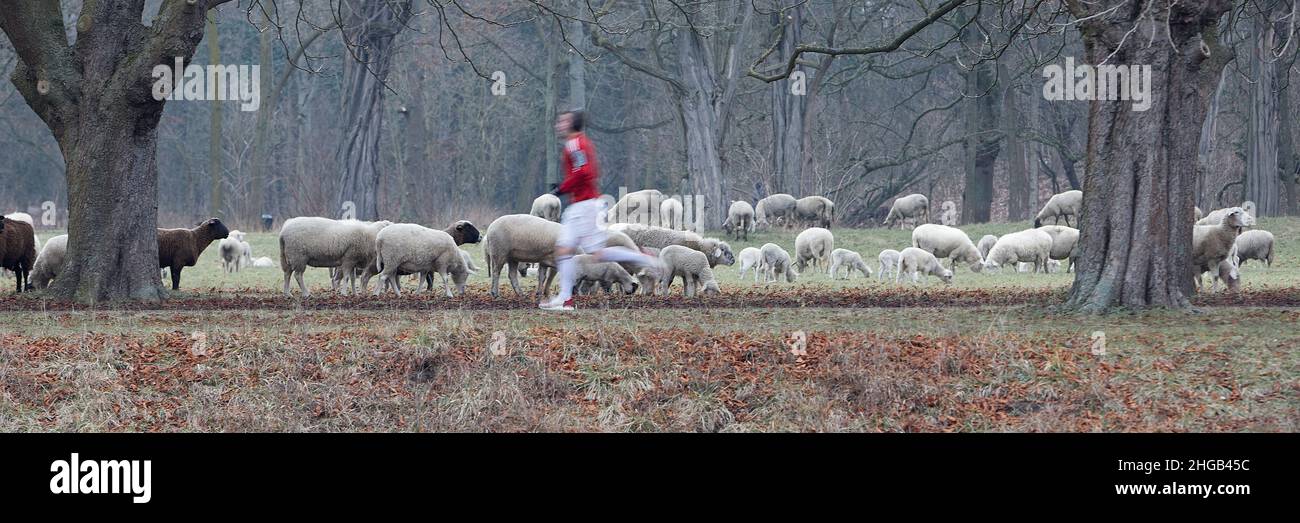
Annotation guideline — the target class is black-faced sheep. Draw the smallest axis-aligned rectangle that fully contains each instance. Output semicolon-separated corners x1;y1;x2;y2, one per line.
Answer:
0;217;38;292
723;200;755;241
794;227;834;275
278;217;393;297
794;196;834;228
30;233;67;289
911;224;985;272
883;194;929;229
158;218;230;290
829;248;871;279
896;247;952;285
1034;190;1082;228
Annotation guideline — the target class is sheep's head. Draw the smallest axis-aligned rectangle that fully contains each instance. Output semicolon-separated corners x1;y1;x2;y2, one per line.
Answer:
709;240;735;266
202;218;230;239
621;278;639;295
448;220;481;244
982;260;1001;273
1224;208;1255;229
702;280;720;295
939;268;954;284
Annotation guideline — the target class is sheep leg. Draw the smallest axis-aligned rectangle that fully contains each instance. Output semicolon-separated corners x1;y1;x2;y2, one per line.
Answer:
684;275;696;297
539;265;557;298
282;269;293;295
295;270;308;297
170;266;182;290
505;261;524;297
441;270;453;297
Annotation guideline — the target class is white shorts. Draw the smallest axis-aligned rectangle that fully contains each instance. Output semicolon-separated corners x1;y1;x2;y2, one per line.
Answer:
556;199;608;253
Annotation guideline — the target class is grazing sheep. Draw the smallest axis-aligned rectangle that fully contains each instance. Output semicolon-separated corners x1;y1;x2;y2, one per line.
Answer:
657;245;720;297
883;194;929;229
794;196;834;228
1210;257;1241;292
29;233;67;289
1193;208;1254;291
977;235;998;259
632;246;661;295
829;248;871;279
794;227;834;275
754;193;797;230
1034;190;1083;228
877;249;901;281
1036;225;1080;273
984;229;1053;273
896;247;953;285
158;218;230;290
251;256;275;268
483;214;563;298
572;254;639;295
910;224;985;272
278;217;393;297
760;243;798;283
723;200;755;241
607;189;664;225
607;223;735;267
660;197;684;230
374;223;477;297
219;237;245;273
737;247;763;282
1231;230;1274;268
530;194;562;222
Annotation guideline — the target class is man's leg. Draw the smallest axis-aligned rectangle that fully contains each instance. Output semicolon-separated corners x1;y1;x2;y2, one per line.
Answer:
594;247;659;277
552;247;578;304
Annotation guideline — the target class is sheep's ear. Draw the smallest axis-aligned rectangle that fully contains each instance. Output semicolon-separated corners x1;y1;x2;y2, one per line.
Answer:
713;247;722;257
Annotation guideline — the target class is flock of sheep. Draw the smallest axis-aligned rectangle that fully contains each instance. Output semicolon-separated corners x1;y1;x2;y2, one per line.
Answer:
1;186;1279;298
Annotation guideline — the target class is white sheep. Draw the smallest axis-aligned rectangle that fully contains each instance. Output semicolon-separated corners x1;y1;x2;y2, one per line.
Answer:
794;196;834;228
1034;190;1082;228
657;245;721;297
877;249;901;281
896;247;953;285
754;193;797;230
374;223;470;297
911;224;985;272
530;194;562;222
794;227;834;275
760;243;798;283
1036;225;1080;272
279;217;394;297
607;223;735;267
1193;208;1254;291
251;256;275;268
829;248;871;279
483;214;563;297
29;233;67;289
883;194;929;229
219;237;245;273
723;200;755;241
1196;207;1240;226
607;189;664;225
1231;229;1274;267
737;247;763;282
977;235;998;259
572;254;639;295
985;229;1054;273
1210;257;1241;292
660;197;684;230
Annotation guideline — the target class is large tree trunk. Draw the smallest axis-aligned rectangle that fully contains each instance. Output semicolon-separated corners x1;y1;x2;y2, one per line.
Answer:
1279;60;1299;215
1245;11;1281;215
1066;1;1231;312
676;31;727;228
959;8;1001;224
771;6;804;195
336;0;413;221
1002;63;1031;221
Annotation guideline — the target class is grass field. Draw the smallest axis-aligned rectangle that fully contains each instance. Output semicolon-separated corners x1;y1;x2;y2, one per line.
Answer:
4;218;1298;432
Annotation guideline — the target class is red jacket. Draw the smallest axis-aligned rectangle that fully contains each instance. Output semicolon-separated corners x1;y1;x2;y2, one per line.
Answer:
557;132;600;202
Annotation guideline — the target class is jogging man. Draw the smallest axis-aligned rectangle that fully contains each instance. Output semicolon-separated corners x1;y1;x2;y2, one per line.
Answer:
540;110;661;311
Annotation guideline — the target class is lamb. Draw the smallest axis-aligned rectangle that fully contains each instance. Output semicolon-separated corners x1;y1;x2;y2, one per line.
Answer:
657;245;721;297
572;254;639;295
883;194;929;229
759;243;798;283
29;234;67;289
1034;190;1082;228
754;193;797;230
1036;225;1080;273
1231;229;1274;268
530;193;562;222
660;197;684;230
633;246;661;295
607;189;664;225
984;229;1053;273
251;256;275;268
218;237;245;273
483;214;563;298
829;248;871;279
910;224;984;272
895;247;953;285
723;200;755;241
0;217;37;292
607;223;735;267
737;246;763;282
1210;257;1241;293
877;249;901;281
158;218;230;290
794;227;834;275
373;222;480;297
1193;208;1254;291
977;235;998;259
278;217;393;297
794;196;834;228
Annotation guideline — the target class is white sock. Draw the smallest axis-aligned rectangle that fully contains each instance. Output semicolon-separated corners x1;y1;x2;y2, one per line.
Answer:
555;254;577;302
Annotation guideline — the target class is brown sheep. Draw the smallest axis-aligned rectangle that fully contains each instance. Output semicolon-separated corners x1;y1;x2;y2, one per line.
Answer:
0;217;37;293
158;218;230;290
